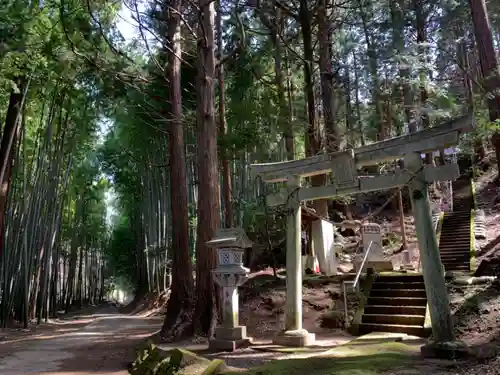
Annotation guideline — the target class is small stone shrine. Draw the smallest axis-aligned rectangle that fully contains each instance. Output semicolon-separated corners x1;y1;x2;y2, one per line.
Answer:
354;223;393;272
206;228;253;351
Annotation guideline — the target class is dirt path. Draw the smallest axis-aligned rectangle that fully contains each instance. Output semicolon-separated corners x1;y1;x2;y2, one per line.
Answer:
0;305;163;375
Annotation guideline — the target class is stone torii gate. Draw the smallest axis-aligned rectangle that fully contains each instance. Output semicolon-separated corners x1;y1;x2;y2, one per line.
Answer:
250;113;474;348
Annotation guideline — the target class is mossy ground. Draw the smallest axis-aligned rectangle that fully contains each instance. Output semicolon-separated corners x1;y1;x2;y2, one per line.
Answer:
223;342;420;375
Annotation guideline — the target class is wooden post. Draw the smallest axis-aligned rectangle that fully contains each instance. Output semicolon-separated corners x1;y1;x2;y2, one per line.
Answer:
404;152;455;343
285;175;302;331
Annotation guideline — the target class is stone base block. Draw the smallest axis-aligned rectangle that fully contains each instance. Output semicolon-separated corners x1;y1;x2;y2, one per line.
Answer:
209;325;252;352
208;338;251;352
214;326;246;341
272;329;316;347
401;264;415;270
420;340;470;360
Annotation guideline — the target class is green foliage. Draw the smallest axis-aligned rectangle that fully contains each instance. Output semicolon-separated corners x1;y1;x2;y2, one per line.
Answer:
104;216;138;283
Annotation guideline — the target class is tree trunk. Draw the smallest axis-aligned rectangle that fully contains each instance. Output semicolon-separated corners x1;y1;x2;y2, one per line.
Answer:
390;0;415;133
344;64;354;147
353;51;365;146
0;81;25;261
413;0;435;164
358;0;382;139
468;0;500;121
318;0;341;152
459;39;486;162
216;0;233;227
160;0;195;341
299;0;328;218
271;9;294;160
414;0;430;130
468;0;500;174
193;0;221;337
134;212;148;295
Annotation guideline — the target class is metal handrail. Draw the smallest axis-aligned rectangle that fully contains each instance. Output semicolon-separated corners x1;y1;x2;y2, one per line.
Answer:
342;241;374;327
353;241;374;290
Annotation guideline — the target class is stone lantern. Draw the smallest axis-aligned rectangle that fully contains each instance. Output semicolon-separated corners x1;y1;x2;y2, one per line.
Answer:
206;227;253;351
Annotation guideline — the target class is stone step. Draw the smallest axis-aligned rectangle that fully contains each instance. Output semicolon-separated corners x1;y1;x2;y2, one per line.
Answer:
440;253;470;257
440;244;470;249
441;254;469;259
443;265;470;271
442;259;470;266
369;289;426;299
439;239;471;245
441;229;470;234
366;296;427;307
439;242;471;247
373;275;424;283
440;241;470;245
371;282;425;290
441;224;470;229
362;314;425;326
441;234;470;239
441;253;470;262
443;260;470;265
440;231;470;235
439;249;470;254
439;248;470;254
441;225;470;229
441;221;470;226
441;227;469;231
440;251;470;257
441;235;470;240
364;304;426;316
443;213;470;219
440;236;470;241
359;323;427;337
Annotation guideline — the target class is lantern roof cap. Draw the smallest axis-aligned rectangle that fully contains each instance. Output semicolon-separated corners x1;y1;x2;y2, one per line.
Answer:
206;228;254;249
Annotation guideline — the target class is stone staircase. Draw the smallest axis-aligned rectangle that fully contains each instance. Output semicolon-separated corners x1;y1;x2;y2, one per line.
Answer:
356;176;474;337
438;177;474;272
359;274;428;337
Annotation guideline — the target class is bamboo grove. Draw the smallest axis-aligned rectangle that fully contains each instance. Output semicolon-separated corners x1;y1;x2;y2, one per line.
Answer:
0;1;123;326
1;0;500;338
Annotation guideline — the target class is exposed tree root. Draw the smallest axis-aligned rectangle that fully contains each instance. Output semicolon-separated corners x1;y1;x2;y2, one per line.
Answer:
159;301;194;342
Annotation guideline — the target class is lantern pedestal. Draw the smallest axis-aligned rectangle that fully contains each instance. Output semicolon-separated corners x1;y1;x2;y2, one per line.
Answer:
209;270;252;351
209;328;251;351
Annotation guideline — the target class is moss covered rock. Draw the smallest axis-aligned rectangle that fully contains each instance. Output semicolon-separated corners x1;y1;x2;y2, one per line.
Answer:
129;344;229;375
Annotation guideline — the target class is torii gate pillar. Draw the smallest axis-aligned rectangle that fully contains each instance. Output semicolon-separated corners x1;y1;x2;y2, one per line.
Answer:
273;175;315;347
405;153;455;342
